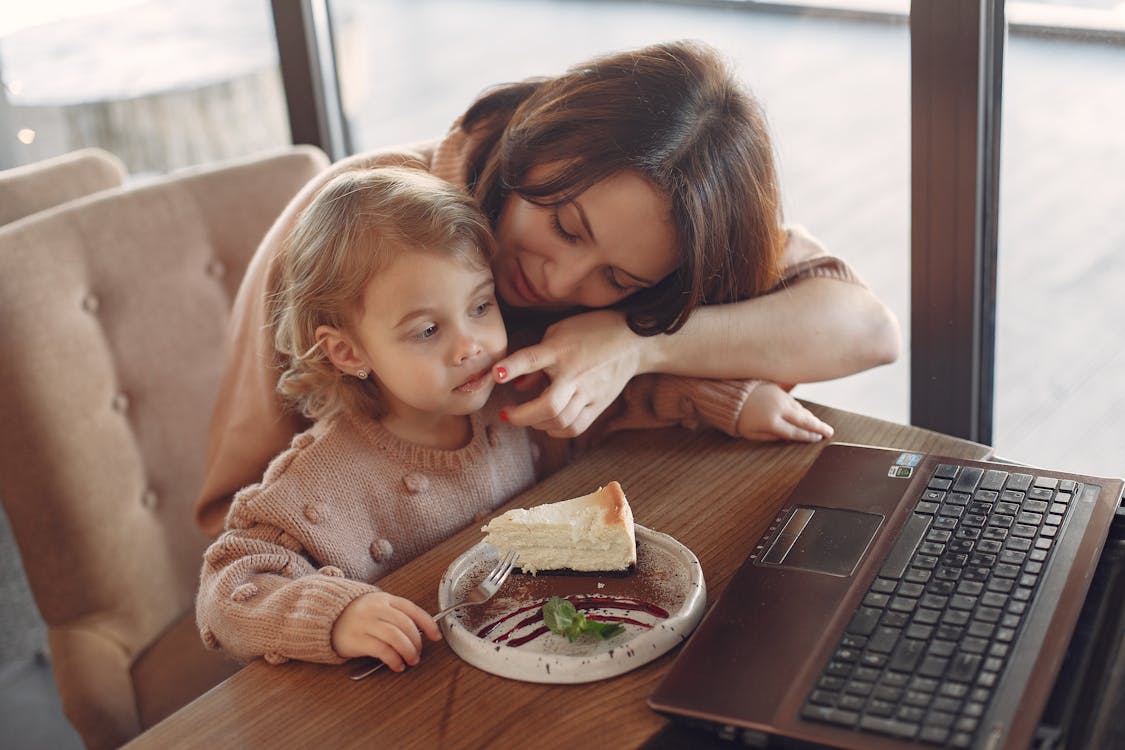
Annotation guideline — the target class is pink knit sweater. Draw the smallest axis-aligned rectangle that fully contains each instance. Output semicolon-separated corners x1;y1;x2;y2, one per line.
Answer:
195;396;536;665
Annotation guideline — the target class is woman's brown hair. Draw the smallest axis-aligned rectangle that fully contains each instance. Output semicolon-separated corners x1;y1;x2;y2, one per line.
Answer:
461;39;785;335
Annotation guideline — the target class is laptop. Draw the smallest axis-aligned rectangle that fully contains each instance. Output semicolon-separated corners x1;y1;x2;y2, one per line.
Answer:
648;442;1124;750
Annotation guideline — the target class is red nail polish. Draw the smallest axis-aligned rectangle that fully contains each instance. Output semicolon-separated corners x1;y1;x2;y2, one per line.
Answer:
495;366;507;381
499;410;509;422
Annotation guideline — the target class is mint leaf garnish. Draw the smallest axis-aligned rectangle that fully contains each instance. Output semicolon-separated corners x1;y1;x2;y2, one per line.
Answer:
584;619;625;639
543;596;577;634
541;596;625;641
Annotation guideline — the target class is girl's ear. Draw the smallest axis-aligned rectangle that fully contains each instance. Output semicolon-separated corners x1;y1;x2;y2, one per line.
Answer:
315;324;368;377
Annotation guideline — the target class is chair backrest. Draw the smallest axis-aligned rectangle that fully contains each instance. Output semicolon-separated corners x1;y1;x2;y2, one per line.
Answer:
0;145;329;748
0;148;127;227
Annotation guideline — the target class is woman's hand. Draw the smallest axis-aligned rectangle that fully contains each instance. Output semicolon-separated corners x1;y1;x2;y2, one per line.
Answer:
493;310;645;437
737;383;834;442
331;592;441;671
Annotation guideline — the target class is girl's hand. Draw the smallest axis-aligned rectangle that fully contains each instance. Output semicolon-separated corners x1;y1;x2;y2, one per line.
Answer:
331;592;441;671
493;310;644;437
737;383;834;442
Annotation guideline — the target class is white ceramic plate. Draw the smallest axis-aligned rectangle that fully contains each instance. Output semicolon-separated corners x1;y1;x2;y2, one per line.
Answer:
437;525;706;684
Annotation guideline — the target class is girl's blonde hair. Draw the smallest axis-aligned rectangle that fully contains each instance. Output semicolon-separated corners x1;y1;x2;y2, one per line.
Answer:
272;166;496;421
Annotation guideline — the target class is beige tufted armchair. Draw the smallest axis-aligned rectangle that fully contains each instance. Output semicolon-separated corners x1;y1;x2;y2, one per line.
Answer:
0;145;330;749
0;148;127;226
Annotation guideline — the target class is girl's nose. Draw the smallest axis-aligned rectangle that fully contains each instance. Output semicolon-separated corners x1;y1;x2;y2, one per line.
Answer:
452;330;482;364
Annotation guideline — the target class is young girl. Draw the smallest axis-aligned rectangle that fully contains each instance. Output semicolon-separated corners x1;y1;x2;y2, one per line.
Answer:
195;167;537;671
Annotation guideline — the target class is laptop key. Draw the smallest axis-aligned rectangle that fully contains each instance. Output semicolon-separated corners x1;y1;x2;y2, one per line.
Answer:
953;467;983;493
859;714;919;739
919;725;950;744
807;689;837;706
800;704;859;728
889;638;926;672
847;606;882;636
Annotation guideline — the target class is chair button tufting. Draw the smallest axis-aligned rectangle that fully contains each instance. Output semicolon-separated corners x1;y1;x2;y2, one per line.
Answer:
141;489;158;510
81;293;100;313
206;259;226;279
111;393;129;414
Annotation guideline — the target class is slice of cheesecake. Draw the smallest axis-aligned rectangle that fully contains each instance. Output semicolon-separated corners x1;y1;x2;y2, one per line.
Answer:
481;482;637;575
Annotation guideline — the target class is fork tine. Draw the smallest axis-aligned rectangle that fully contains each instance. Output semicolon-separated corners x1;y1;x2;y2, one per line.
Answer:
487;549;516;584
493;549;518;585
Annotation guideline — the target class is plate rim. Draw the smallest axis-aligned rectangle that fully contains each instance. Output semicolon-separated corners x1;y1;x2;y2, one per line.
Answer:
437;524;707;684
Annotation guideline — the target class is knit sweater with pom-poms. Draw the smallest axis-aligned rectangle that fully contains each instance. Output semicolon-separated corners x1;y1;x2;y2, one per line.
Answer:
195;396;536;665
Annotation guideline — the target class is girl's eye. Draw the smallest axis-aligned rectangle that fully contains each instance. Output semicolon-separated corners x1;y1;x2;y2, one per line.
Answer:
470;299;494;318
551;211;579;244
414;324;438;341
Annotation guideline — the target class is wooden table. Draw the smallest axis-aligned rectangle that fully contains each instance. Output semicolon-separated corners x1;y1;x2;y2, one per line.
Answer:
125;403;992;750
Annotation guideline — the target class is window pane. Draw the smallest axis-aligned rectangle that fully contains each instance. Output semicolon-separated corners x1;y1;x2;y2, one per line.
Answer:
994;3;1125;478
329;0;912;424
0;0;289;175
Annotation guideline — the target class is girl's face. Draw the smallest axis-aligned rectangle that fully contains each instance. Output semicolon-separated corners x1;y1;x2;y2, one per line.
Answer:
491;168;679;312
349;249;507;420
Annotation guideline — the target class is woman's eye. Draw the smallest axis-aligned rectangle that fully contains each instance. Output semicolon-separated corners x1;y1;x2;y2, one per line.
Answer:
414;324;438;341
551;211;579;244
605;269;629;293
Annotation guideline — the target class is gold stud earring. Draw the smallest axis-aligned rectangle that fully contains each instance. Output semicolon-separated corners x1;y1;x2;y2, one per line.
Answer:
356;369;368;380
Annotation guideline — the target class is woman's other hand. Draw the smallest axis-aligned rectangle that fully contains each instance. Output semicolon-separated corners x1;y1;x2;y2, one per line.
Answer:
737;383;834;442
493;310;645;437
331;591;441;671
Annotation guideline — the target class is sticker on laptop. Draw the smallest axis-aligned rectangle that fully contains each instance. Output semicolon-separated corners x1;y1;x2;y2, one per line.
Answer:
895;452;923;467
888;465;914;479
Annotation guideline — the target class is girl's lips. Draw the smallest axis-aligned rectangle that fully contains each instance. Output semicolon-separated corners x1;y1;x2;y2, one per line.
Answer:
454;367;493;393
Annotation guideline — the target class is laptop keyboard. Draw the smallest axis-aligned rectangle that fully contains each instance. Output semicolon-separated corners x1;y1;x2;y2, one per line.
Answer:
801;462;1080;747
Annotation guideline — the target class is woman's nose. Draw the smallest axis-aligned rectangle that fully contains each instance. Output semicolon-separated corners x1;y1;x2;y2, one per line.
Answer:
542;255;592;304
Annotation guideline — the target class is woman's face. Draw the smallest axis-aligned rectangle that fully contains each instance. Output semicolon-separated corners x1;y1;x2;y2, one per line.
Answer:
492;168;678;312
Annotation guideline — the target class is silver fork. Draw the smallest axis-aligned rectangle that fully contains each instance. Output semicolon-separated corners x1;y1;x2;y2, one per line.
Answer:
349;549;519;681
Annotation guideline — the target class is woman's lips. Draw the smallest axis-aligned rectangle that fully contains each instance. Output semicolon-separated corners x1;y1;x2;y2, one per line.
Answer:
510;262;545;305
454;367;493;393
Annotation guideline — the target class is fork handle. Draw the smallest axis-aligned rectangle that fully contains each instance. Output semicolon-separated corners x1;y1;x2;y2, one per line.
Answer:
433;605;458;622
349;660;386;681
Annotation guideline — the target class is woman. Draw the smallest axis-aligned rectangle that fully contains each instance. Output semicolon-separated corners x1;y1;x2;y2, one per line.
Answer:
195;40;900;536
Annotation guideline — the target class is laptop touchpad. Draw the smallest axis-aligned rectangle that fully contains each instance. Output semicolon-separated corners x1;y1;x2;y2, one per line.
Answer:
758;506;882;577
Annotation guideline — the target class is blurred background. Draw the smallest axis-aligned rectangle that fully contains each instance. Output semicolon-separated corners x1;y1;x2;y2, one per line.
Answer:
1;1;1122;746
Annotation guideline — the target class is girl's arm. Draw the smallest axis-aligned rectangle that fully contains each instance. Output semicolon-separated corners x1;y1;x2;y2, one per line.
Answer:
196;525;379;664
196;523;440;668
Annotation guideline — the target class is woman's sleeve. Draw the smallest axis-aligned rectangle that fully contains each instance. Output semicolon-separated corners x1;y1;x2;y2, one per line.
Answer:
606;225;866;434
774;224;863;288
194;141;440;537
605;375;761;437
195;498;377;665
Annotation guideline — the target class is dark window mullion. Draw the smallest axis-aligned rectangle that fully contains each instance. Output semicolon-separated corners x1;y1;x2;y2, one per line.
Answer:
910;0;1004;444
270;0;350;161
